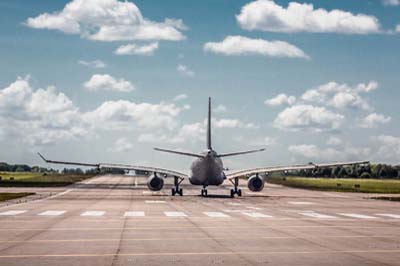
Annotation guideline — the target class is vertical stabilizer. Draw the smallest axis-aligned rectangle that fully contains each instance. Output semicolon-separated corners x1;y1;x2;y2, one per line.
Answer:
207;97;212;149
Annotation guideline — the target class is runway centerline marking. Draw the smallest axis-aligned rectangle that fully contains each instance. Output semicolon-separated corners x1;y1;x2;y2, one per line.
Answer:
246;207;262;210
124;211;145;217
204;212;230;218
338;213;377;219
375;213;400;219
80;211;105;217
298;211;337;219
0;210;27;216
38;211;66;216
288;201;315;205
241;212;272;218
145;200;166;204
164;211;187;217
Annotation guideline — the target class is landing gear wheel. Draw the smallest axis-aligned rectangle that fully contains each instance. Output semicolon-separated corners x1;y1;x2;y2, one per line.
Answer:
179;188;183;196
230;189;235;198
201;188;208;197
237;189;242;197
171;188;176;196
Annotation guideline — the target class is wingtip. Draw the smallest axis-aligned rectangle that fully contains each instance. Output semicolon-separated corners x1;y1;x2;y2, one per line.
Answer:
37;152;46;162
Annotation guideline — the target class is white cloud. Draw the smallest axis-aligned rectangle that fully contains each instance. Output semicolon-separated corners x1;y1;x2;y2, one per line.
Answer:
109;138;134;152
78;60;106;68
214;104;227;113
177;64;195;77
173;94;188;101
0;77;88;146
396;24;400;32
289;144;370;161
249;136;276;146
382;0;400;6
83;100;183;131
114;42;158;56
236;0;381;34
375;135;400;161
26;0;186;42
204;35;309;59
213;118;258;129
359;113;391;128
265;93;296;106
326;136;342;146
274;104;344;132
84;74;135;92
301;81;377;110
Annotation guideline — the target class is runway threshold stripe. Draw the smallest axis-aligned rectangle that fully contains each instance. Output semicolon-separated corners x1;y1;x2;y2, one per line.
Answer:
80;211;105;217
0;210;27;216
164;212;187;217
375;214;400;219
241;212;272;218
338;213;377;219
1;250;400;258
38;211;66;216
124;211;145;217
298;211;337;219
203;212;230;218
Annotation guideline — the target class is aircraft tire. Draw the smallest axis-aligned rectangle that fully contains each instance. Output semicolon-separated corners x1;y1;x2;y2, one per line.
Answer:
238;189;242;197
179;188;183;196
172;188;176;196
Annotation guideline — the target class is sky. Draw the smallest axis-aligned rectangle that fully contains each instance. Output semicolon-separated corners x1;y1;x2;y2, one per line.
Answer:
0;0;399;172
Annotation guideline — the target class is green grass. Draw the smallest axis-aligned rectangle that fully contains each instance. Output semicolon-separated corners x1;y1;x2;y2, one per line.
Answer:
0;172;95;187
268;176;400;193
0;192;35;202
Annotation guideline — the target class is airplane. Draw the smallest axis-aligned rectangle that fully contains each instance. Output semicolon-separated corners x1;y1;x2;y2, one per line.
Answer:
38;97;369;197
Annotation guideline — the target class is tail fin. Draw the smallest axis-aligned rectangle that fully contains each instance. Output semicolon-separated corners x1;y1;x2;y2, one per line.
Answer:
207;97;212;150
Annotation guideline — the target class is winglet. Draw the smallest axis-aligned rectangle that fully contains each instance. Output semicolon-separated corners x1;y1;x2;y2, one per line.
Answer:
37;152;48;162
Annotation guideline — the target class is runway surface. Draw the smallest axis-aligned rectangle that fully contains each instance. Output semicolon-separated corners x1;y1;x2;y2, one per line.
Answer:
0;174;399;266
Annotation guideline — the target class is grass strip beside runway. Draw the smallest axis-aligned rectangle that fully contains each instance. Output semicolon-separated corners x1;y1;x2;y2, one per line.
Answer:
0;172;96;187
268;176;400;193
0;192;35;202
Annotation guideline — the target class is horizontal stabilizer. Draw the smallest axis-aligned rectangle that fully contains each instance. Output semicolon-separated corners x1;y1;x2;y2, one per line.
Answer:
217;148;266;158
154;148;203;158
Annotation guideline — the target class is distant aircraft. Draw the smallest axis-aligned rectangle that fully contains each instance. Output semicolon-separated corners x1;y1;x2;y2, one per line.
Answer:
38;98;369;197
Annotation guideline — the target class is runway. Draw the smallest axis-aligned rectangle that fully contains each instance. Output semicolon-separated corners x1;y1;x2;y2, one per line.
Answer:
0;174;399;266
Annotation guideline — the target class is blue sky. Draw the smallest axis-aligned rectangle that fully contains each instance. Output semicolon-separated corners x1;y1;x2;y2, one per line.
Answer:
0;0;399;171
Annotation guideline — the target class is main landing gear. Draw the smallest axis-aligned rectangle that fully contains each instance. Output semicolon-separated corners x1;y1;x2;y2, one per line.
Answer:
229;177;242;198
201;186;208;197
171;176;183;196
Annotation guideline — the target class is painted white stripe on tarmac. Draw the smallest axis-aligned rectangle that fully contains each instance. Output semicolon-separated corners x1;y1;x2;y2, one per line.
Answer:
204;212;230;218
124;211;145;217
246;207;262;210
375;213;400;219
164;212;187;217
0;210;27;216
145;200;166;204
338;213;376;219
227;202;242;206
288;201;315;205
38;211;66;216
298;211;337;219
80;211;105;217
241;212;272;218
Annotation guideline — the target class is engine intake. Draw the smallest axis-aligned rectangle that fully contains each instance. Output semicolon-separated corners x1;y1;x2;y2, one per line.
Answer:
247;175;264;192
147;174;164;191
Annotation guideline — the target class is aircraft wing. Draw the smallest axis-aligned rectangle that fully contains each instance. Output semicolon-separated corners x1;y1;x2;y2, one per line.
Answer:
226;160;370;180
37;153;188;179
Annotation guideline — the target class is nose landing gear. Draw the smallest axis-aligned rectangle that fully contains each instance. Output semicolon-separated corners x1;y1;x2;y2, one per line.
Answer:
201;186;208;197
229;177;242;198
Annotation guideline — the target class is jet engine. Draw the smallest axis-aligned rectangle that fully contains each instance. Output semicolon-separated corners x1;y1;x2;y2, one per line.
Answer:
147;173;164;191
247;174;264;192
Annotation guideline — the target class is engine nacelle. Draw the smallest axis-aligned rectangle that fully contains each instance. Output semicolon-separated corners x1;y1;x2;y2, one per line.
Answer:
147;174;164;191
247;175;265;192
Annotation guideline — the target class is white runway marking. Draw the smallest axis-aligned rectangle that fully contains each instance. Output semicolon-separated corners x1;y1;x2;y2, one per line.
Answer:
204;212;230;218
227;202;242;206
38;211;66;216
223;209;249;213
145;200;166;204
80;211;105;217
338;213;376;219
241;212;272;218
246;207;262;210
298;211;337;219
124;211;145;217
0;210;27;216
164;211;187;217
375;213;400;219
288;201;315;205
